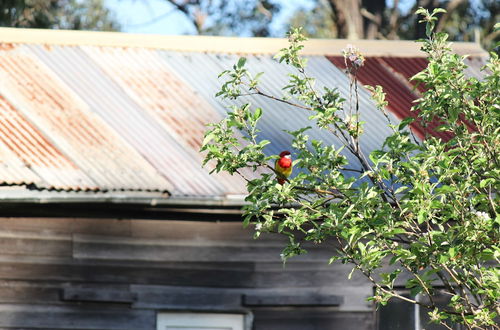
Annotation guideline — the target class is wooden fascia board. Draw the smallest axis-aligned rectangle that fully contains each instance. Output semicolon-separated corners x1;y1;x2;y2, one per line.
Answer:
0;27;488;57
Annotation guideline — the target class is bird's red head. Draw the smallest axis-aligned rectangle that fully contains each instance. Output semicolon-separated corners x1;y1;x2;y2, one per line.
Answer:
279;150;291;158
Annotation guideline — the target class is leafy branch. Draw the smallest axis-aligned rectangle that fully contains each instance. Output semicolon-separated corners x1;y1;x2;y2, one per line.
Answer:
202;7;499;329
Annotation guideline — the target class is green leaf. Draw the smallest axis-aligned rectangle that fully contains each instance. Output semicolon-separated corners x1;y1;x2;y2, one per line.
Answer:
435;185;455;194
410;285;423;297
432;8;447;15
201;131;215;148
237;57;247;68
417;210;427;224
389;255;400;265
366;189;378;199
415;7;428;16
394;186;409;195
358;242;366;255
284;126;312;137
398;117;414;130
258;139;270;147
391;228;407;235
448;247;456;259
218;70;230;78
254;107;262;120
426;23;433;38
480;178;495;188
439;254;449;263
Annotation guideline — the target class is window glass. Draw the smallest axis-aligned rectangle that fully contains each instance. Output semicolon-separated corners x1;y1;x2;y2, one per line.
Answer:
157;312;244;330
378;293;415;330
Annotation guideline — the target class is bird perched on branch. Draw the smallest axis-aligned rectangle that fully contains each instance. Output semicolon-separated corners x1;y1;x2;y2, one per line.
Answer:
275;150;293;184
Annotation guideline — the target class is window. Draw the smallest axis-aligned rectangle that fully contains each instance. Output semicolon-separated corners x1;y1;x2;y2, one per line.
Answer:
377;291;461;330
157;312;244;330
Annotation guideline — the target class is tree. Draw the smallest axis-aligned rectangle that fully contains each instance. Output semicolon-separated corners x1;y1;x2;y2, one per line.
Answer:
161;0;280;36
202;8;499;330
289;0;499;52
0;0;120;31
157;0;498;51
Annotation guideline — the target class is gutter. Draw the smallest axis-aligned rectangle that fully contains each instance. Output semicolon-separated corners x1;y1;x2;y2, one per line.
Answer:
0;187;246;206
0;187;248;219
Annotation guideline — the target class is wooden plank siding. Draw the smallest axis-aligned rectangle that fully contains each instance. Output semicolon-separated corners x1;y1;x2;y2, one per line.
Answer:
0;216;374;329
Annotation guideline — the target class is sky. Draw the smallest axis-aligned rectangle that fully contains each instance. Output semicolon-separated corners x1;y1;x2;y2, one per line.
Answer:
105;0;314;36
104;0;427;37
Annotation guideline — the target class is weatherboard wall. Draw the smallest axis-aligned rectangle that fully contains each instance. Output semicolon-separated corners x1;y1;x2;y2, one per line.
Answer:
0;216;373;330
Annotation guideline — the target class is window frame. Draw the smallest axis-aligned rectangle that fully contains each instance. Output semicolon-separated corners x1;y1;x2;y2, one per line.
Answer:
157;311;249;330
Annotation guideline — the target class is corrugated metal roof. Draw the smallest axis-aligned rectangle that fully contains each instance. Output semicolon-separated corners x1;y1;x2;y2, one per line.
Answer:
0;45;170;192
0;29;489;201
165;52;397;174
0;94;89;189
380;57;428;93
27;44;246;197
327;56;456;141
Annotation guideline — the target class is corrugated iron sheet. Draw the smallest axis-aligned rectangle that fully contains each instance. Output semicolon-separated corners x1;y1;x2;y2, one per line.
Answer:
80;46;248;196
327;56;455;141
27;44;245;197
0;33;490;199
380;57;428;93
463;56;489;79
0;45;171;192
0;94;88;189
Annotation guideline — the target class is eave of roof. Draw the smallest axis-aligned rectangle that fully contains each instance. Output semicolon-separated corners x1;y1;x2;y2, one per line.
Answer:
0;27;488;57
0;186;246;207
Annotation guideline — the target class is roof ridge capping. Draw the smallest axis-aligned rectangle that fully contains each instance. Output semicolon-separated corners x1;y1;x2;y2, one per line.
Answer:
0;27;488;57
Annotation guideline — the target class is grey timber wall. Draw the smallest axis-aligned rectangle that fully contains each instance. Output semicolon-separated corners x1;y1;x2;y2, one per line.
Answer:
0;216;374;330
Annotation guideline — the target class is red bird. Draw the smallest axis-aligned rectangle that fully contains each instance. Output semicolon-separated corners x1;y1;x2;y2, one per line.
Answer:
275;150;293;184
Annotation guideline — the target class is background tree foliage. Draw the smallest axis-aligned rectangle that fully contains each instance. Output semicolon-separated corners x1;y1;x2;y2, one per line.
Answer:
289;0;499;51
0;0;119;31
202;8;500;330
162;0;498;51
162;0;280;36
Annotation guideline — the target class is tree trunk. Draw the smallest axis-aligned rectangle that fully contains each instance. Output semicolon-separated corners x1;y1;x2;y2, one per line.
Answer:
328;0;363;39
362;0;385;39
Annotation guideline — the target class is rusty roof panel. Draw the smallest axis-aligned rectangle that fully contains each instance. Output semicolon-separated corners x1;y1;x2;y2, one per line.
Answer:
380;57;428;93
0;45;171;192
29;44;246;196
0;94;93;190
0;114;42;187
80;46;248;196
327;56;454;141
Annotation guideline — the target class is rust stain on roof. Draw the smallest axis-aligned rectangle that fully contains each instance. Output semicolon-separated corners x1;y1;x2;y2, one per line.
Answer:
0;94;91;190
84;47;213;152
380;57;428;93
327;56;454;141
81;46;248;196
0;46;171;192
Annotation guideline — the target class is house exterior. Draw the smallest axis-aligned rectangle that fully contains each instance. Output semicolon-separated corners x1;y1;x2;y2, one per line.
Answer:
0;28;487;329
